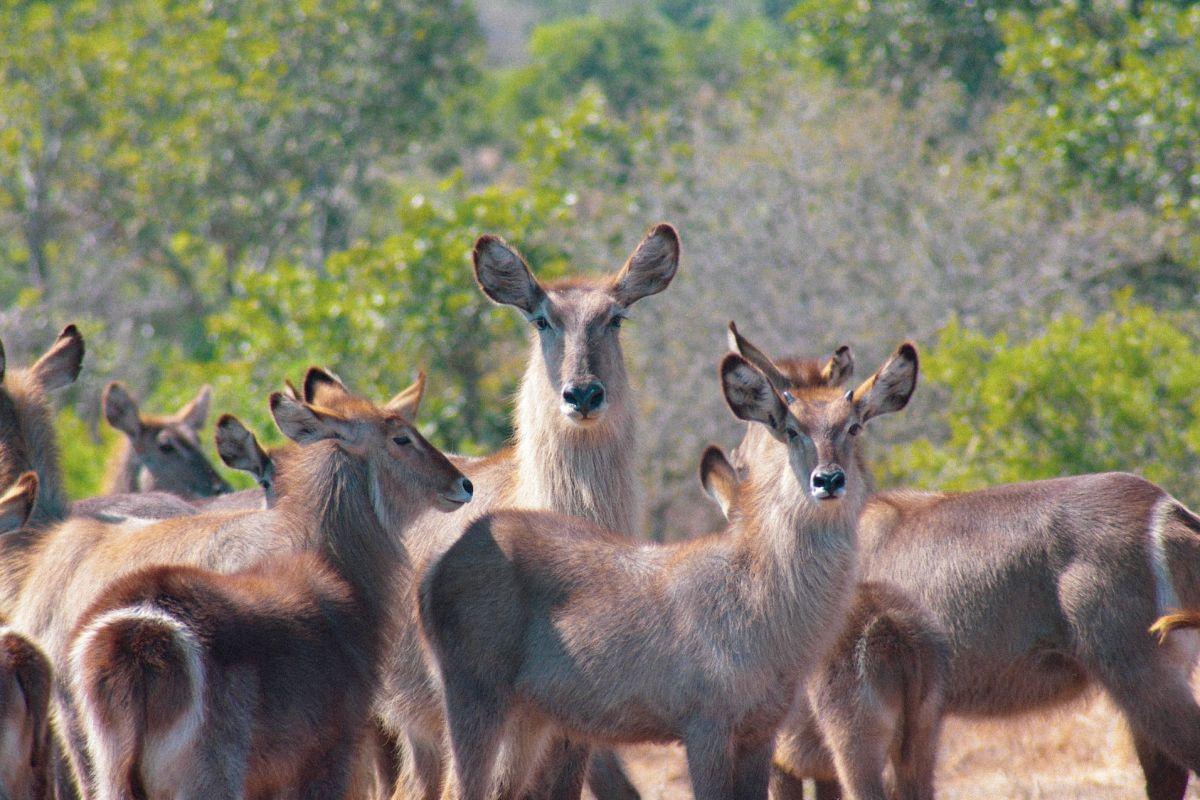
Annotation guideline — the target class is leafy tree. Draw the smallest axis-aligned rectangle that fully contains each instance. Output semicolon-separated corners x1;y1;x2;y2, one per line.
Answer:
996;1;1200;234
154;177;573;460
785;0;1036;101
886;296;1200;507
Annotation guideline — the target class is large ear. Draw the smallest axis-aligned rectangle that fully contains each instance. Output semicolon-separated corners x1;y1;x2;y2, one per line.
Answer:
269;392;359;445
215;414;271;483
720;353;788;433
851;342;919;423
699;445;739;519
174;385;212;431
472;235;546;314
726;321;791;395
0;472;37;534
30;324;84;392
822;345;855;386
102;382;142;438
611;223;679;307
385;371;426;421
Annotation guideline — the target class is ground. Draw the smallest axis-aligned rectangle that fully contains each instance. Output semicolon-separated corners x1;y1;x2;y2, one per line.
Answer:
608;694;1200;799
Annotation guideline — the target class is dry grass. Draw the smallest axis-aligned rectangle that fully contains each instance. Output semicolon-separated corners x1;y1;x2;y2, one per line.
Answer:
607;694;1200;799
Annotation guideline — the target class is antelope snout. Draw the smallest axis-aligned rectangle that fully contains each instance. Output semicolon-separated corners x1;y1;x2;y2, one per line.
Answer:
438;476;474;510
560;379;607;422
810;466;846;500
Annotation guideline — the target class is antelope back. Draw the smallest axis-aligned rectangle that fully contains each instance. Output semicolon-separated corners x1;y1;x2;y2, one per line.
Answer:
102;382;231;499
0;325;83;525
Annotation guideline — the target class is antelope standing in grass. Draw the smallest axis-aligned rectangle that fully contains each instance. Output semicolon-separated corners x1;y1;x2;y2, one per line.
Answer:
726;334;1200;800
700;443;948;800
0;472;54;800
100;382;231;500
419;340;918;800
376;225;679;800
66;387;471;800
8;368;429;797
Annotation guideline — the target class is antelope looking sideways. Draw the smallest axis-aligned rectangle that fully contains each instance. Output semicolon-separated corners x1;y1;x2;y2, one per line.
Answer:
701;440;948;800
65;386;471;800
418;339;919;800
375;224;679;800
100;382;231;500
0;473;53;800
726;336;1200;800
7;368;430;796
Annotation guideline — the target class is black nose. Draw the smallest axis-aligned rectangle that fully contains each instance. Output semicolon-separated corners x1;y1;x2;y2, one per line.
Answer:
461;477;474;498
562;381;606;414
811;468;846;495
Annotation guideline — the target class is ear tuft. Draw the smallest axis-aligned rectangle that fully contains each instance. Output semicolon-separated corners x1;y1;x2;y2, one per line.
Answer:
30;324;85;392
611;223;680;306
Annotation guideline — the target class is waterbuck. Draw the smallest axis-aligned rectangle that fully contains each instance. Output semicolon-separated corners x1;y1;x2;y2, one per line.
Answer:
0;325;84;528
101;382;231;500
419;340;918;800
0;472;53;800
7;368;431;796
699;443;948;800
726;336;1200;800
66;387;471;800
376;224;679;800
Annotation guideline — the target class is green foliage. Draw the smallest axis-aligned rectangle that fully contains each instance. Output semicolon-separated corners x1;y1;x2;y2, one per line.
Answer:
997;2;1200;229
54;407;119;499
156;177;573;454
786;0;1034;100
887;297;1200;506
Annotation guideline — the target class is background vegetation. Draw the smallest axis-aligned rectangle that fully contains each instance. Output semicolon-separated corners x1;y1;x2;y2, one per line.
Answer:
3;0;1199;536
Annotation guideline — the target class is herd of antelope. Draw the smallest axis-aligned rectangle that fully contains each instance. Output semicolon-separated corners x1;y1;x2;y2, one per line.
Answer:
1;222;1199;800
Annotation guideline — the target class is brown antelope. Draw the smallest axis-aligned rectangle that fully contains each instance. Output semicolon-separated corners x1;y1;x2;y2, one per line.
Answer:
8;368;431;796
418;341;919;800
701;442;948;800
0;473;53;800
726;336;1200;800
375;224;680;800
0;325;84;528
65;387;471;800
100;382;231;500
208;413;289;510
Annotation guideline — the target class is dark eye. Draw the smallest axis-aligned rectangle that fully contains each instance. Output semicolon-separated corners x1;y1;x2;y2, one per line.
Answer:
848;423;862;436
610;316;623;329
787;428;799;441
532;317;550;331
393;435;411;446
158;440;175;453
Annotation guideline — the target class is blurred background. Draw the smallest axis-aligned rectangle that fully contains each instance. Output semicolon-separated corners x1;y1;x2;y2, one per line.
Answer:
2;0;1199;539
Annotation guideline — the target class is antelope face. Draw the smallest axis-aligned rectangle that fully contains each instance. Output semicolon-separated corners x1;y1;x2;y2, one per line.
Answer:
473;224;679;429
103;383;232;499
272;368;472;524
721;341;918;505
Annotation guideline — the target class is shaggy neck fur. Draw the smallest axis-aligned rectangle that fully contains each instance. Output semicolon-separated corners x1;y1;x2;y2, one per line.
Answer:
273;443;405;632
511;335;641;534
0;371;66;526
726;432;863;664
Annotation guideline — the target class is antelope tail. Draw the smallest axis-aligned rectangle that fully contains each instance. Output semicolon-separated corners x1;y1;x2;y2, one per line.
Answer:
1150;610;1200;644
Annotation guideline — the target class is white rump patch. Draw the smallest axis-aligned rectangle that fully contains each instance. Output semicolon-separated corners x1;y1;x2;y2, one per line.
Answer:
69;603;206;800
